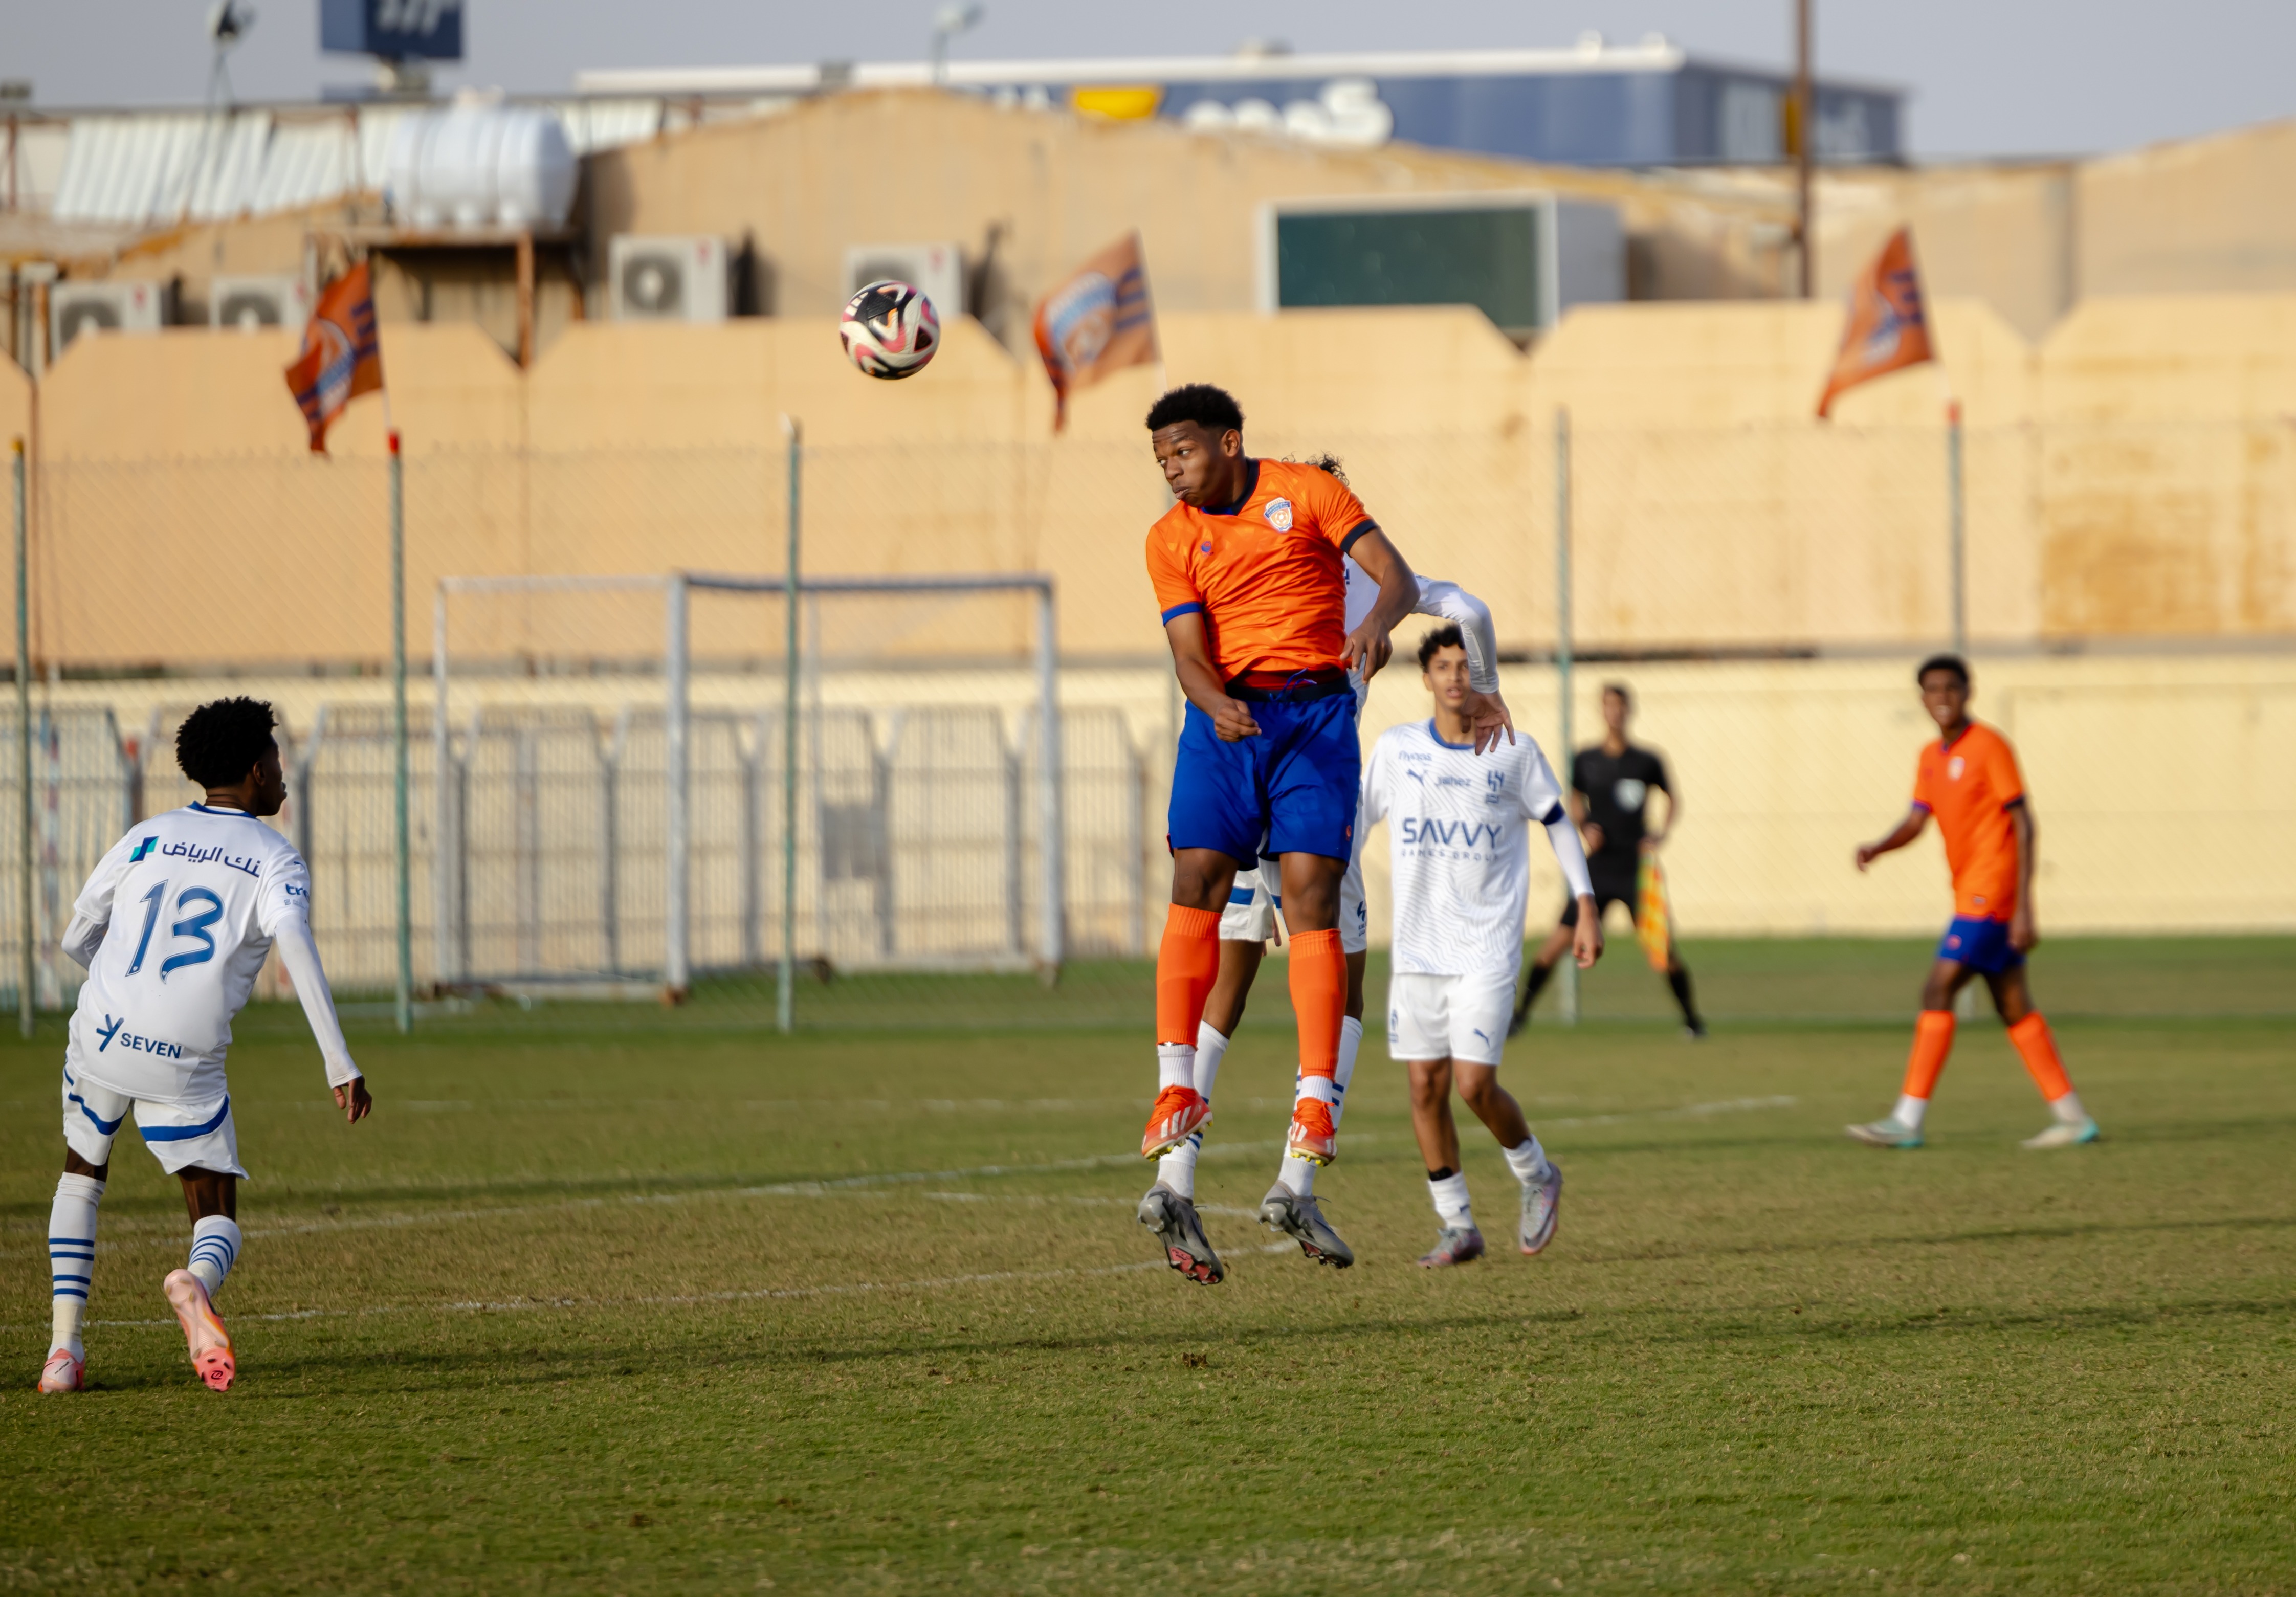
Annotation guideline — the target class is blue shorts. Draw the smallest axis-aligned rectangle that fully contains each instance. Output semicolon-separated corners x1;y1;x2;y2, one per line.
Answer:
1938;915;2023;975
1168;690;1359;866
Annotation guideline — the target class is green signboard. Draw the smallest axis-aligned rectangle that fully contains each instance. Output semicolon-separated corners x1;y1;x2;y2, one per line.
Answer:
1274;205;1544;333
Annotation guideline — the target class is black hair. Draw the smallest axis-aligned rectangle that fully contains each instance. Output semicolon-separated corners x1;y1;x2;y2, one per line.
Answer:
1418;624;1465;670
1915;653;1971;689
1145;384;1243;435
176;697;277;789
1293;452;1349;484
1601;681;1632;706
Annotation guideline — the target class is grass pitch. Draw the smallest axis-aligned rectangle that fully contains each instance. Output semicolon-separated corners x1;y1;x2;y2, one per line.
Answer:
3;937;2293;1593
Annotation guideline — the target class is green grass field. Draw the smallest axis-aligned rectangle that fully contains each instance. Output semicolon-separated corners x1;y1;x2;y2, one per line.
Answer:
4;937;2293;1593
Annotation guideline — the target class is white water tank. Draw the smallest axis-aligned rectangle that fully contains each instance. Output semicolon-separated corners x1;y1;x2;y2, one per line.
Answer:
384;96;578;232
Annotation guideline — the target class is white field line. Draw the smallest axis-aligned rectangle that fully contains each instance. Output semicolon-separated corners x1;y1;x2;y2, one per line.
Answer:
32;1242;1306;1333
1;1097;1797;1262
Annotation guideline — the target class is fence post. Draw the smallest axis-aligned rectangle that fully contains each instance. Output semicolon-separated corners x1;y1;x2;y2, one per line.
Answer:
1554;409;1578;1029
431;584;454;986
12;437;29;1037
389;430;413;1033
778;417;800;1034
665;572;691;998
1947;400;1967;657
1034;579;1064;977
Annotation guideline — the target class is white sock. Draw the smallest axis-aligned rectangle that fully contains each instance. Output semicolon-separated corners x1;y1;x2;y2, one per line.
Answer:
1428;1170;1475;1230
2050;1091;2088;1126
1332;1016;1362;1129
1156;1043;1196;1095
1276;1155;1316;1199
1157;1132;1203;1201
1894;1094;1930;1131
187;1216;242;1297
1293;1073;1340;1108
48;1173;103;1358
1503;1136;1552;1185
1193;1022;1229;1101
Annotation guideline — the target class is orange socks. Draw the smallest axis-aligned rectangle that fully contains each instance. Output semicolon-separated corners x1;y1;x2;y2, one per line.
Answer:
1287;928;1345;1084
1900;1009;1957;1101
1155;904;1222;1046
2007;1013;2074;1103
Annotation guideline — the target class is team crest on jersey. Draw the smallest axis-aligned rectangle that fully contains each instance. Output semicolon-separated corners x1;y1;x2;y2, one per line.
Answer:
1264;497;1294;532
1948;755;1966;780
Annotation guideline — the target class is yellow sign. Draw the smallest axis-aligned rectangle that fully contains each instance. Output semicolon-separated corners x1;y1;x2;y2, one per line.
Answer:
1071;86;1161;121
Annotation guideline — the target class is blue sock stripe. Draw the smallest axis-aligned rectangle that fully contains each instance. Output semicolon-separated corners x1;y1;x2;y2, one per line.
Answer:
51;1271;90;1284
192;1233;240;1259
189;1244;233;1267
50;1247;95;1259
48;1235;98;1245
52;1287;87;1299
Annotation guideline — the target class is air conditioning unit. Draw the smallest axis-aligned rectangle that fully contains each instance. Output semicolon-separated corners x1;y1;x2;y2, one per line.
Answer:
609;235;729;323
844;242;964;324
210;275;313;331
50;281;165;356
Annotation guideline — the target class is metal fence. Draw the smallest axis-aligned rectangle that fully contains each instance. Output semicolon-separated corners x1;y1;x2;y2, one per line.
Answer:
0;690;1166;1008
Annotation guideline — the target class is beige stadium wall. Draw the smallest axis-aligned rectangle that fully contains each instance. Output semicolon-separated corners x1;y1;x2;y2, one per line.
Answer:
6;295;2295;666
2078;120;2296;298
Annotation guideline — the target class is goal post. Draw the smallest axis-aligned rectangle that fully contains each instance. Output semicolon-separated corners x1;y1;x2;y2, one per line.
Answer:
431;569;1064;1000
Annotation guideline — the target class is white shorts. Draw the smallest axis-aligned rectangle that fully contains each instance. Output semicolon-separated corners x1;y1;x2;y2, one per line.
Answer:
1217;841;1368;957
62;1063;246;1178
1386;970;1517;1067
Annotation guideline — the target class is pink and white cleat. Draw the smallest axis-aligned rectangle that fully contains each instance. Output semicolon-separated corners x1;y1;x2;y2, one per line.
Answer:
163;1269;235;1392
37;1348;84;1393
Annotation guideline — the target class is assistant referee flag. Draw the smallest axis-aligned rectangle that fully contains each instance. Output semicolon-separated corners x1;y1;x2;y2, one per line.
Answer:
284;261;384;454
1816;227;1934;418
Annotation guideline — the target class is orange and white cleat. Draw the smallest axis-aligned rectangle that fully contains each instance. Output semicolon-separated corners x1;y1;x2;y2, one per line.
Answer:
163;1269;235;1393
1141;1085;1211;1160
1284;1099;1338;1166
37;1348;84;1393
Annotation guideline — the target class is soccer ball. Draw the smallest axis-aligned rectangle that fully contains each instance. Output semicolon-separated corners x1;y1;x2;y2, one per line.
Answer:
840;280;940;380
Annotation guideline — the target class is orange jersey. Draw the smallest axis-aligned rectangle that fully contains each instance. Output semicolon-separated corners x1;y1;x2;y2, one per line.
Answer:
1912;721;2027;920
1144;458;1378;684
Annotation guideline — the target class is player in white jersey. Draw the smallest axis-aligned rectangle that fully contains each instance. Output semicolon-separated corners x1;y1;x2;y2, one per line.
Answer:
38;697;370;1395
1139;457;1515;1280
1360;627;1601;1268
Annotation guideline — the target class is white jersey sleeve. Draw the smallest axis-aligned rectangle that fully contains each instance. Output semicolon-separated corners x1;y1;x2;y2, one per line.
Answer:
1343;559;1503;697
1512;739;1595;900
62;831;139;969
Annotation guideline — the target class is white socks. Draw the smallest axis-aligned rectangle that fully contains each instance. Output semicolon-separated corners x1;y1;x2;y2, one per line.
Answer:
1156;1042;1195;1094
1503;1136;1553;1186
1274;1015;1361;1201
187;1216;241;1297
1894;1094;1930;1131
1194;1022;1229;1102
1334;1016;1361;1125
2050;1091;2089;1126
48;1173;103;1358
1156;1022;1232;1201
1428;1169;1474;1230
1276;1154;1315;1198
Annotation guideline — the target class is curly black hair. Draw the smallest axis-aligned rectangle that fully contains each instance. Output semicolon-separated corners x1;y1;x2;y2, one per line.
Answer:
1145;383;1244;435
1915;653;1970;688
1292;452;1349;484
1417;624;1465;670
175;697;277;789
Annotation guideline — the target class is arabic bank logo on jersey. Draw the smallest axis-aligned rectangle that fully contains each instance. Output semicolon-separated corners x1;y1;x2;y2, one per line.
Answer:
1263;497;1294;532
129;836;159;863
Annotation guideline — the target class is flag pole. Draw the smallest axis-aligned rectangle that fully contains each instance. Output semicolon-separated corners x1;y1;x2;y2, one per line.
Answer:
1946;397;1967;658
12;437;31;1039
387;414;412;1036
1554;407;1578;1029
778;415;801;1035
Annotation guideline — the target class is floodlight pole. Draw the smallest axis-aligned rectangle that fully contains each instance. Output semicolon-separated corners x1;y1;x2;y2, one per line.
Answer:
1947;400;1967;657
778;417;801;1035
12;438;31;1038
1554;408;1578;1028
388;430;413;1034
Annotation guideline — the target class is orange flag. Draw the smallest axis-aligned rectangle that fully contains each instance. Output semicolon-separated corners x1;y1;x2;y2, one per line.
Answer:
1815;228;1934;418
1032;232;1158;431
284;261;384;454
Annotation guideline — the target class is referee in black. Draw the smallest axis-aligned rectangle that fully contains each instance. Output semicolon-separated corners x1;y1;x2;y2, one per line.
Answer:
1511;682;1706;1037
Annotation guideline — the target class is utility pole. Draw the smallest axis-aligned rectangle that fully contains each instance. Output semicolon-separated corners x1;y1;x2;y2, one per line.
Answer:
1793;0;1815;298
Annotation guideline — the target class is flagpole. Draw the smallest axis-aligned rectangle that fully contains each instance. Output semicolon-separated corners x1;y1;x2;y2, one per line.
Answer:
387;410;412;1036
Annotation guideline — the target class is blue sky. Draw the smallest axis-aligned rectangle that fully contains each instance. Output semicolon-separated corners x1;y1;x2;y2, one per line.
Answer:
6;0;2293;160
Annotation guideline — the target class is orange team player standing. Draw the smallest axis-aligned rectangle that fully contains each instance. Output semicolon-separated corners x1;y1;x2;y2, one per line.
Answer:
1136;384;1509;1278
1846;654;2100;1150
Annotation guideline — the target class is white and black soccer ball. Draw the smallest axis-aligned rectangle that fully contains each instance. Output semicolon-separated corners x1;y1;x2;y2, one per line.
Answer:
839;280;940;380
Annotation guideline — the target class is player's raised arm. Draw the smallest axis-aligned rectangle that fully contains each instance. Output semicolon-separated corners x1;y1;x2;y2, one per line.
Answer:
1338;527;1418;682
1525;747;1602;969
1415;577;1513;751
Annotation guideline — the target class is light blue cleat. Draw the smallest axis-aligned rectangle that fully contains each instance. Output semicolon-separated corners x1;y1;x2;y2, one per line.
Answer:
1845;1116;1925;1148
2021;1117;2100;1150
